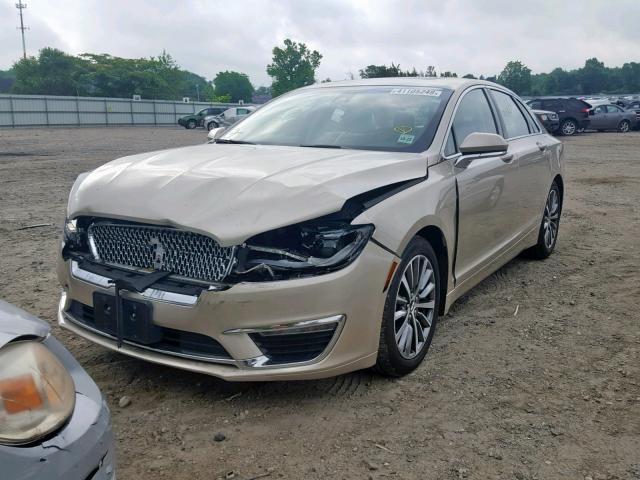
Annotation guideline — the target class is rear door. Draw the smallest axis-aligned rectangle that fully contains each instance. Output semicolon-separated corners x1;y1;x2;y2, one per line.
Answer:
449;88;519;283
606;105;624;128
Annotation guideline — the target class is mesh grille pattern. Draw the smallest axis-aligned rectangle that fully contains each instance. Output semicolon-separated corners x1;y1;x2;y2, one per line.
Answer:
87;222;234;283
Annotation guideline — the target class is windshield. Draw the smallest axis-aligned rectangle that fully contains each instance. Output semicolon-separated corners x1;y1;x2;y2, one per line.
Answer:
221;85;453;152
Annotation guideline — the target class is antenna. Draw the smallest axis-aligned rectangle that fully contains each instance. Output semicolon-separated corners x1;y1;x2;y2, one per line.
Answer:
16;2;28;60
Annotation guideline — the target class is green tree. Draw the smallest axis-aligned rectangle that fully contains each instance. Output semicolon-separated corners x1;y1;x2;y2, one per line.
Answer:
497;60;532;95
12;48;86;95
213;71;253;102
579;58;607;94
620;62;640;92
0;68;15;92
267;39;322;96
440;71;458;78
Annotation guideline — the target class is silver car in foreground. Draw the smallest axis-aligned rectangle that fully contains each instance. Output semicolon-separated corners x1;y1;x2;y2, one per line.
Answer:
58;78;563;380
0;300;115;479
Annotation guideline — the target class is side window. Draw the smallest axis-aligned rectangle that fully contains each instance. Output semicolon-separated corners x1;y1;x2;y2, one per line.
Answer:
444;130;457;157
237;108;250;115
491;90;530;138
542;99;560;111
197;109;207;116
594;106;606;114
606;105;622;113
451;89;497;148
517;100;540;133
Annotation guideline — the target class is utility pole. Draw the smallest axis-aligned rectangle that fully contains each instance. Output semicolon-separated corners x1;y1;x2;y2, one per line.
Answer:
195;83;200;102
16;2;28;59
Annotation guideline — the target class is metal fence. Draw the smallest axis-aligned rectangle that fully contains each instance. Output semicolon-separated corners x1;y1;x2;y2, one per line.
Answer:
0;94;243;127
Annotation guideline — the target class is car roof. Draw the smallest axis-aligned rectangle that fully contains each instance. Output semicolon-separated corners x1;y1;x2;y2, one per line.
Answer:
303;77;503;92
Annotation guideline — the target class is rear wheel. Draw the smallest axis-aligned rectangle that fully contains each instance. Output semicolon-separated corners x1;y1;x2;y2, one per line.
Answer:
207;121;219;131
618;120;630;133
560;119;577;136
526;181;561;259
375;237;440;377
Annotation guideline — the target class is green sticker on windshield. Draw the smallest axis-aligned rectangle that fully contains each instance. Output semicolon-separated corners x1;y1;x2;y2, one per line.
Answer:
397;133;415;144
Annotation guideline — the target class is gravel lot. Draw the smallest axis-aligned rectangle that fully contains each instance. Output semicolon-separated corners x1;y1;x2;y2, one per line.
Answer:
0;127;639;480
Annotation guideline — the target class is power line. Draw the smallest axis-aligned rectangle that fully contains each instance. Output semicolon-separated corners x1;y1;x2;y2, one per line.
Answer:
16;1;28;60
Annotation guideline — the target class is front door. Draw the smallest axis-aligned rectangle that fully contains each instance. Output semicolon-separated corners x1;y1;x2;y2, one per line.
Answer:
449;88;519;283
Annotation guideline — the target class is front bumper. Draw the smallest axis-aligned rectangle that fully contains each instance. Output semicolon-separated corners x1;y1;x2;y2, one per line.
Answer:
0;336;115;480
57;241;395;381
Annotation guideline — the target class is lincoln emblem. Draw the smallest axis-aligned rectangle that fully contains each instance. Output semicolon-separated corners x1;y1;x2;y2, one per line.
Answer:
149;237;167;270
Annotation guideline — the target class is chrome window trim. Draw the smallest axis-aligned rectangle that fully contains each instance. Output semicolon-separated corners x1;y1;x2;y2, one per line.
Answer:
438;84;544;161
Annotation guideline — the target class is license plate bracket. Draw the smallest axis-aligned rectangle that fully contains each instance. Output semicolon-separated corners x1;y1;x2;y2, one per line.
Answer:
93;292;162;345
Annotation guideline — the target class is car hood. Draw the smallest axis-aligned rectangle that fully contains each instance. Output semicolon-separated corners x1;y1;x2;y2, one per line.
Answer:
0;300;50;349
67;143;428;246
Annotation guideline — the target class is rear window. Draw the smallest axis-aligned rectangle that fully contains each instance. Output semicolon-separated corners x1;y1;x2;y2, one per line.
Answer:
568;99;591;109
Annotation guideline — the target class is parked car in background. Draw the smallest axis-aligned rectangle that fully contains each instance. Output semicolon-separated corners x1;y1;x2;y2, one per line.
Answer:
588;104;636;132
58;78;564;381
204;106;256;131
532;109;560;133
0;300;115;479
526;98;591;136
178;107;227;129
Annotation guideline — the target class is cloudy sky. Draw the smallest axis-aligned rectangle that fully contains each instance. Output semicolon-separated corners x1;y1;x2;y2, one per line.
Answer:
1;0;639;87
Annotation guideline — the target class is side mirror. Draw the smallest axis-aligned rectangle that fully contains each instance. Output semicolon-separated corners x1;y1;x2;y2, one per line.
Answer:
459;132;508;156
208;127;227;141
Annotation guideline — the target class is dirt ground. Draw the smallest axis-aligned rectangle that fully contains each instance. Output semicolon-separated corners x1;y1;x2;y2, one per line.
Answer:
0;126;638;480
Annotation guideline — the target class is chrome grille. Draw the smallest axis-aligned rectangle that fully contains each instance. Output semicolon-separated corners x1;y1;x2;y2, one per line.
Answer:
87;222;235;283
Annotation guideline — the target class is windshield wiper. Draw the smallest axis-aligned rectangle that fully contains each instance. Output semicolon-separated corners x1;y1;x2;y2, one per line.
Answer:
299;144;343;149
215;139;255;145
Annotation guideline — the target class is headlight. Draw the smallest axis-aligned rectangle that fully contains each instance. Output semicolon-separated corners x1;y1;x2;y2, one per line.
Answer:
62;217;87;254
235;221;375;280
0;341;75;445
549;113;559;120
540;114;548;121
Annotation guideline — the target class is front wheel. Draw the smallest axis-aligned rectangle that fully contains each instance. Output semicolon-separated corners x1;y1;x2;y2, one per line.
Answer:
560;119;577;136
618;120;630;133
207;121;219;131
526;181;562;259
375;237;440;377
186;120;197;129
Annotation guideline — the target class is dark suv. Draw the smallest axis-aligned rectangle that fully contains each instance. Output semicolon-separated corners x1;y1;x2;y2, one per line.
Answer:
526;98;591;135
178;107;227;129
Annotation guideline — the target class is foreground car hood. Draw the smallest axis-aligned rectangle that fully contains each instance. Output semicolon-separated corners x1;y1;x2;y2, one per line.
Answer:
0;300;50;349
68;143;427;246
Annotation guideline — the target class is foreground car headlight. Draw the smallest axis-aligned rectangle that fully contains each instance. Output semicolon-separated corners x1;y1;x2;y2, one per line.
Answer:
540;114;548;121
0;341;75;445
235;221;375;280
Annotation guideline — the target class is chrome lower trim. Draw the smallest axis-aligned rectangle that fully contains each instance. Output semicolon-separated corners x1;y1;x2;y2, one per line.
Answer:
223;314;345;335
61;308;238;365
70;261;202;306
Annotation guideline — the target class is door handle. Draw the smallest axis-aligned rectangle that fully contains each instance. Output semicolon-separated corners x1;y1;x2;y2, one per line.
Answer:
536;142;548;152
500;153;514;163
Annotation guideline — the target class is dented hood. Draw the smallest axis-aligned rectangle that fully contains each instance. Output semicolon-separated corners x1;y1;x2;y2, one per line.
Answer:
68;143;427;246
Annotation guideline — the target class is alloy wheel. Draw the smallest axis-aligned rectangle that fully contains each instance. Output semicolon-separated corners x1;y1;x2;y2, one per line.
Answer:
619;121;630;133
561;120;576;135
543;188;560;249
394;255;436;359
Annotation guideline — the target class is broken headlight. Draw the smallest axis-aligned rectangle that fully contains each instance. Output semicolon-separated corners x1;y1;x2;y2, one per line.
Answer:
62;217;88;256
0;341;76;445
236;222;375;280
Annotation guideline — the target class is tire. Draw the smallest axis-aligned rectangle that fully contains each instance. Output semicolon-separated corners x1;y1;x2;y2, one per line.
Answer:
207;121;219;131
560;119;577;136
526;181;562;260
618;120;630;133
375;237;440;377
186;120;197;129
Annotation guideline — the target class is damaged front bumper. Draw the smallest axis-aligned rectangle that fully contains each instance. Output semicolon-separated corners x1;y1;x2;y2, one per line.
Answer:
57;241;395;381
0;336;115;480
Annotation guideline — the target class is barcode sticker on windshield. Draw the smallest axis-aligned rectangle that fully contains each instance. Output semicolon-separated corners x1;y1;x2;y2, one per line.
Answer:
390;88;442;97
